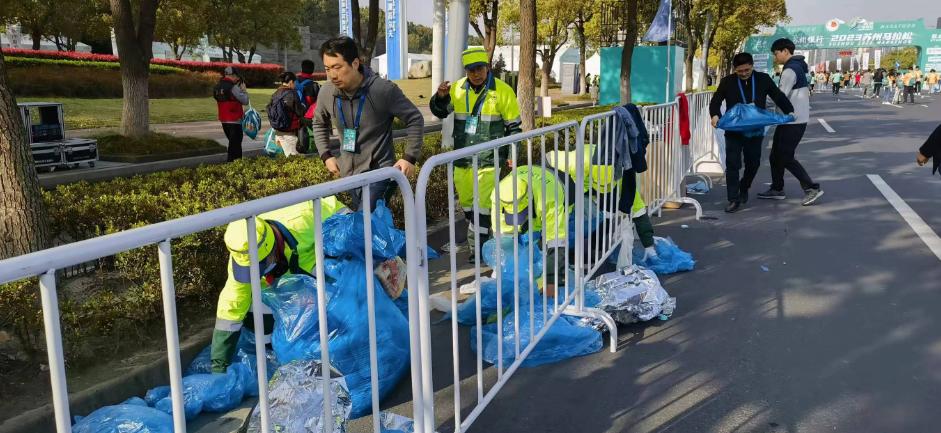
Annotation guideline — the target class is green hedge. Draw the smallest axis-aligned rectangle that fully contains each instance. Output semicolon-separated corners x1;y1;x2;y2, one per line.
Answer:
6;56;186;74
0;106;603;364
7;63;218;99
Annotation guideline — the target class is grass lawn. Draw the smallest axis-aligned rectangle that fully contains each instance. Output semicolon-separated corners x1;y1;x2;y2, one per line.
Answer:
17;79;437;130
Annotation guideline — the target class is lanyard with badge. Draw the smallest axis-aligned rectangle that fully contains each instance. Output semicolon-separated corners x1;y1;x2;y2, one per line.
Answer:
737;74;755;106
464;74;492;136
337;91;367;152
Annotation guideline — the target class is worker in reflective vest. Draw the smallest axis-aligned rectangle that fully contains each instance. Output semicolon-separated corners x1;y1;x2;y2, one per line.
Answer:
490;165;570;295
211;197;346;373
430;47;523;259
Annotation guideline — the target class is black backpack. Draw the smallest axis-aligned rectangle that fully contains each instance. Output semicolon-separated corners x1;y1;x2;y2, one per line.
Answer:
266;90;293;131
213;80;234;102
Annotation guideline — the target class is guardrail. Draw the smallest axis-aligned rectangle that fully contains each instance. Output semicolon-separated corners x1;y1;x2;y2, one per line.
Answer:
0;167;425;433
0;94;725;433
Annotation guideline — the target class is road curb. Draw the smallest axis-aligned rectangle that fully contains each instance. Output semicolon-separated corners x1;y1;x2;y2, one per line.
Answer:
0;329;212;433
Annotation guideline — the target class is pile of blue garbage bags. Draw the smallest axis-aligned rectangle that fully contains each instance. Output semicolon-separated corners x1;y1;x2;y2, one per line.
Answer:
632;237;696;274
72;202;420;432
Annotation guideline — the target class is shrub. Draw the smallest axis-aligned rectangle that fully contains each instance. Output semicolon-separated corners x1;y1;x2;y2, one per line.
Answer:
1;48;286;87
6;63;217;98
5;56;185;74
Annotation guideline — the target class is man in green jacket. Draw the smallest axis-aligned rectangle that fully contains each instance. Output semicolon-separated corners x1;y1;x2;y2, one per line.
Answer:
211;198;346;373
430;47;523;259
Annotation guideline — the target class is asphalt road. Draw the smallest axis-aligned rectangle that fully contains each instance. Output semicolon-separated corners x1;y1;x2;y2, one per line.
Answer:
445;87;941;433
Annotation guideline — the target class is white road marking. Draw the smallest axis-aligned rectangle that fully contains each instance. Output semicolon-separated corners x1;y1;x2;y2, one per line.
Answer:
867;174;941;262
921;104;929;108
817;118;836;133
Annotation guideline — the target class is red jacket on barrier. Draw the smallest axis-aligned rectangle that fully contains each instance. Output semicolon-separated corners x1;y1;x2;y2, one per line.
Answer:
677;92;691;145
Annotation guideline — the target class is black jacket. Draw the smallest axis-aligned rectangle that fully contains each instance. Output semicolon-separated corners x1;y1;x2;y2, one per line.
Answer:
919;124;941;175
709;71;794;119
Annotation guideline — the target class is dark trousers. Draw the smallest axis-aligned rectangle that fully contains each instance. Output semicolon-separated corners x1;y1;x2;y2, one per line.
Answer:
904;86;916;103
222;123;243;161
725;133;763;202
770;124;818;192
832;83;840;94
873;83;882;96
347;178;397;212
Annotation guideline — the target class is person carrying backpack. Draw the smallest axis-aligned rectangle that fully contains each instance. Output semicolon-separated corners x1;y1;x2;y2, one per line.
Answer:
296;60;322;154
214;66;250;161
267;72;308;157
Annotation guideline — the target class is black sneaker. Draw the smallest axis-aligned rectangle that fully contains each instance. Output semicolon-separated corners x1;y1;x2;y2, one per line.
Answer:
801;188;824;206
725;201;742;213
757;188;786;200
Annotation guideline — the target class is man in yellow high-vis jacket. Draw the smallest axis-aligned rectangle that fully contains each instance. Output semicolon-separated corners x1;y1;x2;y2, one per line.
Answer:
430;47;523;259
211;197;346;373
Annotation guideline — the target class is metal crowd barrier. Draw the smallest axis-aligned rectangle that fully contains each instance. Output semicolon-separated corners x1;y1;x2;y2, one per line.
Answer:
0;167;424;433
639;101;704;219
413;121;618;433
684;92;724;181
1;96;727;433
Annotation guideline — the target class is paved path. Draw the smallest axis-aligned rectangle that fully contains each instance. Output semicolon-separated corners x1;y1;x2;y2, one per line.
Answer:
453;87;941;432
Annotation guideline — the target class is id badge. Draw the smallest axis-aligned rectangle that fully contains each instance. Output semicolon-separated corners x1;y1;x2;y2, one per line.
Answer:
342;128;357;152
465;116;479;135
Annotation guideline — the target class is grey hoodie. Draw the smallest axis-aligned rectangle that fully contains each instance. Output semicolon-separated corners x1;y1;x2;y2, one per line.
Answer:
312;69;424;176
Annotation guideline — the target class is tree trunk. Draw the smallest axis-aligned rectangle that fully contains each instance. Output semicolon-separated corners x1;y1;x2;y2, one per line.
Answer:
620;0;639;104
540;67;550;97
30;29;41;50
576;22;587;95
0;51;49;259
361;0;380;63
699;12;714;90
248;46;257;64
351;0;362;50
486;1;499;62
235;50;246;63
517;0;537;130
111;0;158;138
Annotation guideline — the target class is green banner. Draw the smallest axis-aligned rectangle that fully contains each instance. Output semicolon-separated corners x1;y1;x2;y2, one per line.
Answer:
745;18;941;71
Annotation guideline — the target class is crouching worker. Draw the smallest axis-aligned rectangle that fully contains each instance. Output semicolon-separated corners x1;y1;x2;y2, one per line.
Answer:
211;197;346;373
490;165;570;297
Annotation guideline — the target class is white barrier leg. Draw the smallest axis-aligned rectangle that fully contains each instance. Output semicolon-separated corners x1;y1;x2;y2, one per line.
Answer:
563;306;618;353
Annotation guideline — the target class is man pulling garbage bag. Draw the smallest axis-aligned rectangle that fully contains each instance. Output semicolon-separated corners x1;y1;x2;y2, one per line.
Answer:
211;198;347;374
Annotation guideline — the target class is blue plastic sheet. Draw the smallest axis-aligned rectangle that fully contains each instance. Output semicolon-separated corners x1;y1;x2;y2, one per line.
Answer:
72;404;174;433
455;237;541;326
472;309;602;368
263;261;411;418
717;104;794;137
322;201;405;262
632;237;695;274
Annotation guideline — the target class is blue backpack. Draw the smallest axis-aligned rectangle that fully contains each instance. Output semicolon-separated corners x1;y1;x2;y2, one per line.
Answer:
296;79;313;109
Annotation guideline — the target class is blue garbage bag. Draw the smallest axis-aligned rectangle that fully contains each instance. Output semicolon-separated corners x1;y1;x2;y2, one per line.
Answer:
472;308;602;368
144;386;170;406
263;129;282;157
184;329;278;397
72;404;173;433
242;106;262;140
322;200;405;262
455;278;533;326
263;261;411;418
121;397;148;407
716;103;794;137
164;362;253;420
632;237;695;274
481;234;544;282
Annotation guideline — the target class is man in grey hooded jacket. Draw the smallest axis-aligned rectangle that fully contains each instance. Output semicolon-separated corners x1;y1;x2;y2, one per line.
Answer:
759;38;823;206
313;36;424;210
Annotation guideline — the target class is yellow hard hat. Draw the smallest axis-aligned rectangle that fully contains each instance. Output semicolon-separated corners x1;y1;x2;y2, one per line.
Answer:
462;47;489;69
498;175;529;227
224;217;276;283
